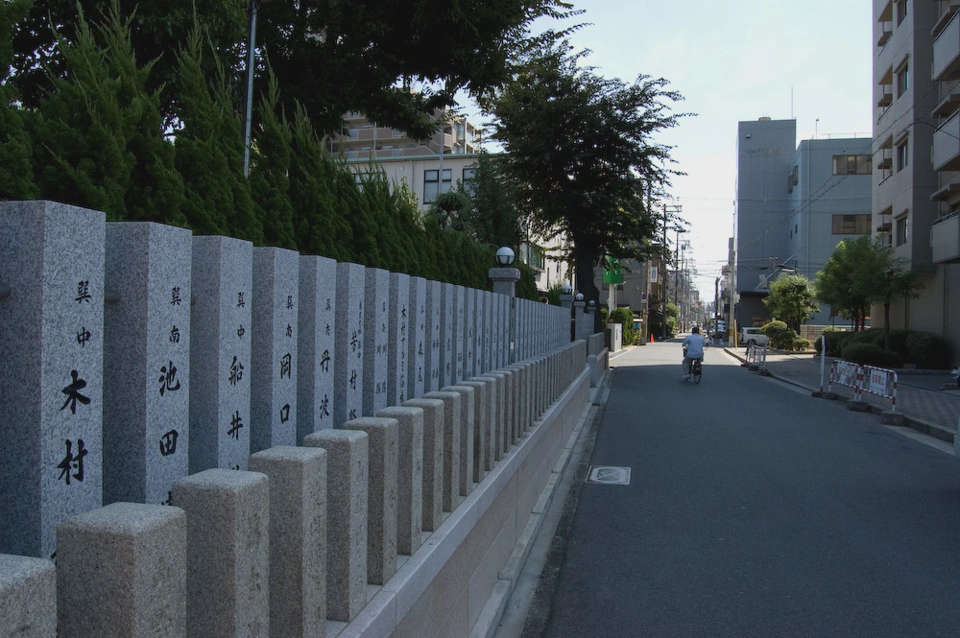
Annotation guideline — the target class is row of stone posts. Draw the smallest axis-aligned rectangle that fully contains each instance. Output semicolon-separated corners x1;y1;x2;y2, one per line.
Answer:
0;200;595;637
2;340;587;637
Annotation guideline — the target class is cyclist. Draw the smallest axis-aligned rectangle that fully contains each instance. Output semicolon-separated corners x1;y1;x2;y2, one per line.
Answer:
681;326;706;381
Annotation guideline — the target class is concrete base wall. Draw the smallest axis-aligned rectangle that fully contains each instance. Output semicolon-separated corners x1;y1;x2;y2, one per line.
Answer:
336;366;591;638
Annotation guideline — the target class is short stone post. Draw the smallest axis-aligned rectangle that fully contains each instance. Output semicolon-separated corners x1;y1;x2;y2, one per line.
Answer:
442;385;475;498
57;503;187;638
172;469;269;638
303;429;368;622
377;406;424;555
458;380;489;483
341;417;399;586
478;372;506;463
423;390;461;512
0;555;56;637
402;398;444;532
248;446;327;638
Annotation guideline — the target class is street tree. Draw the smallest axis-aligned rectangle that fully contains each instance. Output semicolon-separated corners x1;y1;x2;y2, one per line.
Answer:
482;41;688;315
815;237;873;331
763;274;818;333
10;0;581;138
816;236;923;348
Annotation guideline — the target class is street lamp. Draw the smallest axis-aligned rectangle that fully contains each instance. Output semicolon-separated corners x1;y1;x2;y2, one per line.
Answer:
495;246;516;267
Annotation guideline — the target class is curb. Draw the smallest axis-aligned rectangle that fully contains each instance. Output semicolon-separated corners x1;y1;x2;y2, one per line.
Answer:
726;348;956;445
473;368;612;638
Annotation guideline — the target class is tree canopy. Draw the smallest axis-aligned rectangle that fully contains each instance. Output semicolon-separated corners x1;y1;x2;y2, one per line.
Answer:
815;236;923;347
763;273;818;333
482;41;688;306
9;0;582;137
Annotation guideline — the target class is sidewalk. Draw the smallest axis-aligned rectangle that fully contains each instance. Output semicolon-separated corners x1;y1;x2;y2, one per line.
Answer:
727;347;960;442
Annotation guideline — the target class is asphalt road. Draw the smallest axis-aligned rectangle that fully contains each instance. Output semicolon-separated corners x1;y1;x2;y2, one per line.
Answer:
529;342;960;638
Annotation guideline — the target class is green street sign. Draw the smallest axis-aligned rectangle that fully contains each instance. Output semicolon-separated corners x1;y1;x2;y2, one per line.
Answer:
602;257;622;285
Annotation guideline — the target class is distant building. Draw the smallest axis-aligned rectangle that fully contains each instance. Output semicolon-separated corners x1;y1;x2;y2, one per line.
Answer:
331;109;482;162
734;119;873;329
786;137;873;325
734;117;797;328
332;109;570;296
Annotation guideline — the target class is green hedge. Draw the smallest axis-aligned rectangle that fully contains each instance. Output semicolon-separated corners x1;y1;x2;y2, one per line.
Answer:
841;342;903;368
761;320;796;350
906;332;952;369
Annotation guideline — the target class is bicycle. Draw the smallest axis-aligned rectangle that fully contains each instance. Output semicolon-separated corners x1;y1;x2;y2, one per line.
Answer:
690;357;702;384
682;346;703;384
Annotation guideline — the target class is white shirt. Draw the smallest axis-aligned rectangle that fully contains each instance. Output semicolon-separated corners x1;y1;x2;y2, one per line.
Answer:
682;334;706;359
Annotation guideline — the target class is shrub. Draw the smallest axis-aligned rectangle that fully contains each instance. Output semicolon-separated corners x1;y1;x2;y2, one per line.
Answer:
761;320;795;350
842;342;903;368
813;327;843;354
821;329;851;356
793;337;810;352
906;331;952;369
760;320;788;337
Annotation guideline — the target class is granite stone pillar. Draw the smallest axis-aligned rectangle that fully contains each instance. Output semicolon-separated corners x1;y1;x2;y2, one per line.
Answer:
248;446;327;638
377;406;424;556
342;417;398;585
57;502;186;638
302;429;368;622
401;398;444;532
172;469;269;638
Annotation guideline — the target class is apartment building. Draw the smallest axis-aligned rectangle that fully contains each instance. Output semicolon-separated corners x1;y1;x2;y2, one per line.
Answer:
874;0;960;352
787;137;874;324
333;109;569;296
331;109;482;161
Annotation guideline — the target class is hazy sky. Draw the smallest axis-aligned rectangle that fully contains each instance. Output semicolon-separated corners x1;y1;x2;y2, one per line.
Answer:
471;0;874;295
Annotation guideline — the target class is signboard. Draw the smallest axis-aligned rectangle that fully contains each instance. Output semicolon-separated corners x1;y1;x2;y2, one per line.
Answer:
602;257;622;285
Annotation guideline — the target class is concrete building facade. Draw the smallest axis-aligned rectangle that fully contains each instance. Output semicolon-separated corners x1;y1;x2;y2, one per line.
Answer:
787;137;874;325
734;118;797;328
873;0;960;354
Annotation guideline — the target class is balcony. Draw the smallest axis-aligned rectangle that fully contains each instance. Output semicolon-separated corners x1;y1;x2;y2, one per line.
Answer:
933;11;960;81
931;213;960;263
877;92;893;108
878;27;892;47
934;110;960;171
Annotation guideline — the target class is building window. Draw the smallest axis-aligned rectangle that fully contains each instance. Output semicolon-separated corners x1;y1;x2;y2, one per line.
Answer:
896;0;907;25
896;139;908;171
895;214;908;246
832;155;872;175
462;167;477;196
896;64;909;97
831;214;872;235
424;169;452;203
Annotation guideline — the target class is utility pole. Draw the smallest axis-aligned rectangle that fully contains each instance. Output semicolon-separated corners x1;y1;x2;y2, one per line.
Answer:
661;204;667;341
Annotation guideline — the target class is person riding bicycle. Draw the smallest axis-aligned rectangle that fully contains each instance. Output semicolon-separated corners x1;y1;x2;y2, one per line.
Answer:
681;326;706;380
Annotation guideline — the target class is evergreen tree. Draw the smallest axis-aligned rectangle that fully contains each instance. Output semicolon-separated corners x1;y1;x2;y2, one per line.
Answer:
289;105;352;260
250;74;296;250
174;28;262;243
28;3;184;222
0;0;38;200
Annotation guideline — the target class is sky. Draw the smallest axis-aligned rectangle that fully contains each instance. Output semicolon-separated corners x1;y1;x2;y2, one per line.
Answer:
467;0;874;296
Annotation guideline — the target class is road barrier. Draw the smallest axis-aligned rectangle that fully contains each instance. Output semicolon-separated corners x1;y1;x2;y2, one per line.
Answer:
745;343;767;369
828;360;898;411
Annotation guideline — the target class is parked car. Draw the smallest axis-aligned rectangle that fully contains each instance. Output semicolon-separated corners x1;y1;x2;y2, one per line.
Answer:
739;326;770;348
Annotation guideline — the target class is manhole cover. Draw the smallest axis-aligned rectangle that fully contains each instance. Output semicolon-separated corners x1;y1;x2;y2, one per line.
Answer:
585;466;631;485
